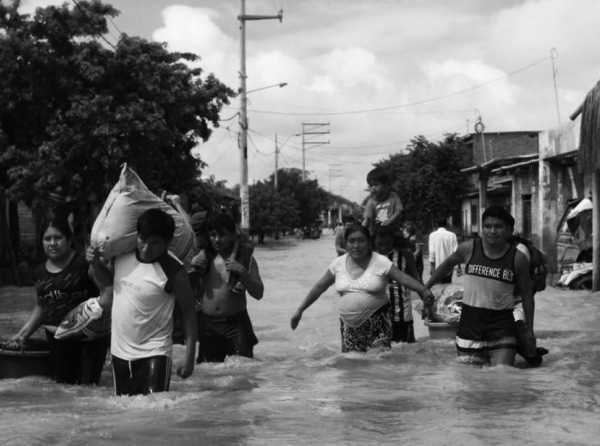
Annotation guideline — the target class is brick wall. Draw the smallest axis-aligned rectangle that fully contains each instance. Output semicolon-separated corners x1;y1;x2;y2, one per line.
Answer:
472;132;539;165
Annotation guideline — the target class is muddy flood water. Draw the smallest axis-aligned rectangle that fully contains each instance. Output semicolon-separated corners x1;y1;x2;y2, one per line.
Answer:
1;233;599;445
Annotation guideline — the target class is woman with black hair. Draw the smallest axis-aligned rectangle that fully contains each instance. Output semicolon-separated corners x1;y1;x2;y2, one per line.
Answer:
291;224;434;353
10;217;109;384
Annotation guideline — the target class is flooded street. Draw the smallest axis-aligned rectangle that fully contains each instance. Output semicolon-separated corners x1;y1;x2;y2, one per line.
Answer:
1;232;599;445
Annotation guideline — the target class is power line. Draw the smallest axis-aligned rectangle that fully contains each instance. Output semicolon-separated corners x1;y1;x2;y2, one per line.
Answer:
238;55;550;116
248;125;464;157
107;16;123;37
219;112;240;122
70;0;117;50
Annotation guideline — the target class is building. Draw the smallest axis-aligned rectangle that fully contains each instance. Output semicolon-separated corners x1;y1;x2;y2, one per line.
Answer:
460;123;580;274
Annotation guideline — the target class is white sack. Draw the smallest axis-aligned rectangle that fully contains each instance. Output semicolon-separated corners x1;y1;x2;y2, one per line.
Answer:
90;164;195;263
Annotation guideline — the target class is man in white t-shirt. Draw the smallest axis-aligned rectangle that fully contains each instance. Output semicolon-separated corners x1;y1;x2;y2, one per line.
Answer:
428;218;461;283
90;208;197;396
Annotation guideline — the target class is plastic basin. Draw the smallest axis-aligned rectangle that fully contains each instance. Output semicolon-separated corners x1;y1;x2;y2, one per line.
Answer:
0;338;51;379
424;321;457;340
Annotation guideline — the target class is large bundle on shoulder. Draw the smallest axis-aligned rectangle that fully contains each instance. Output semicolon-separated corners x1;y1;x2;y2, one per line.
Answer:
90;164;195;264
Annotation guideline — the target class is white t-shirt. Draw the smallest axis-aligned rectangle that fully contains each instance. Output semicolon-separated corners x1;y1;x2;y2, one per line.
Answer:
111;252;177;360
328;253;392;327
428;227;458;266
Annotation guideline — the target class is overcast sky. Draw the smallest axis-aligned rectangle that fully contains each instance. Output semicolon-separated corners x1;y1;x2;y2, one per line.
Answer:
19;0;600;203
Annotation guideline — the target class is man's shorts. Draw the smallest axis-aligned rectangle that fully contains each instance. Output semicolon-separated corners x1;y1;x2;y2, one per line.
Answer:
112;355;172;396
455;304;517;364
197;310;258;362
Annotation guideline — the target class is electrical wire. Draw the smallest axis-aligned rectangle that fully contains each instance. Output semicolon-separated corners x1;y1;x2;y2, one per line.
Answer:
70;0;117;50
236;56;550;116
219;112;240;122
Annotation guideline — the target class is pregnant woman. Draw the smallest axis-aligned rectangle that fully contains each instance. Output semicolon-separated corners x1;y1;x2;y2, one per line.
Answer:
291;224;434;352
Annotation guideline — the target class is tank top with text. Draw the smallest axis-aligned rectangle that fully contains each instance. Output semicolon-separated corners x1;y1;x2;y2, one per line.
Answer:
463;238;517;310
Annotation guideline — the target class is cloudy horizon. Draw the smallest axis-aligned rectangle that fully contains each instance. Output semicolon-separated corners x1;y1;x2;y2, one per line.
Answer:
18;0;600;203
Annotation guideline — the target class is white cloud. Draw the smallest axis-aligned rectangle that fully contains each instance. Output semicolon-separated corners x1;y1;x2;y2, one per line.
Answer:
17;0;63;15
153;5;238;86
16;0;599;204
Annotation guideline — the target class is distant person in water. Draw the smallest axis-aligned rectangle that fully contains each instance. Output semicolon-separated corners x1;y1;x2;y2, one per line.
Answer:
334;215;355;256
291;224;433;352
194;213;264;362
428;218;461;283
403;222;424;282
10;217;109;385
425;206;534;366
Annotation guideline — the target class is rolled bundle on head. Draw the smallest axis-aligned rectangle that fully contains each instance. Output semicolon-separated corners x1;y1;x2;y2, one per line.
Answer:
90;164;195;265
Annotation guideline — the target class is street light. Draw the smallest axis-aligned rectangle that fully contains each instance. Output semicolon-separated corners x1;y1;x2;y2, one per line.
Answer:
238;0;283;234
246;82;287;95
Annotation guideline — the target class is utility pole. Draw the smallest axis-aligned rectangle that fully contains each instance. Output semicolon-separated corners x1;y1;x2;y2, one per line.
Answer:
328;164;343;193
274;133;279;190
301;122;330;181
238;0;282;233
550;47;562;127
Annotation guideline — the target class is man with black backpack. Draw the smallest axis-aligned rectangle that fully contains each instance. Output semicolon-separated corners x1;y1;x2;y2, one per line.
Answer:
426;206;536;367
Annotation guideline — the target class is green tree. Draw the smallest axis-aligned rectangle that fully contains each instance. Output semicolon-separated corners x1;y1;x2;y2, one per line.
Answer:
375;133;470;233
249;180;299;243
274;168;329;227
0;0;233;231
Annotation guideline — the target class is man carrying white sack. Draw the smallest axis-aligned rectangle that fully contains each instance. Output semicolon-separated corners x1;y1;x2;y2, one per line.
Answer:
84;208;197;395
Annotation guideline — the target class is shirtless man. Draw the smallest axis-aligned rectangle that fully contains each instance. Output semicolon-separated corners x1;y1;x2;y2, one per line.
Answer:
195;213;264;362
425;206;534;366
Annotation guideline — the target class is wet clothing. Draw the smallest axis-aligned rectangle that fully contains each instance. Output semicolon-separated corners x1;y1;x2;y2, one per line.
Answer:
198;242;261;363
111;251;182;361
45;328;109;385
455;305;517;362
456;239;519;362
340;304;392;352
386;249;415;343
34;253;107;384
112;355;171;395
197;310;258;362
328;253;392;327
407;234;424;282
35;253;97;326
462;239;518;310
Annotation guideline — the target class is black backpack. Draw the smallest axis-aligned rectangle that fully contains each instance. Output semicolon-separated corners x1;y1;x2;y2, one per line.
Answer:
511;236;548;292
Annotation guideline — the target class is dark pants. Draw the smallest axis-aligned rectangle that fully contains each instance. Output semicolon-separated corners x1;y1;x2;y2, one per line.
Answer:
197;310;258;363
112;355;171;396
391;320;415;343
45;330;108;385
415;254;424;282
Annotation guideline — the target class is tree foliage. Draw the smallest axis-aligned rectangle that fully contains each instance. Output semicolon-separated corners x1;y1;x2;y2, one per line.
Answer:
247;168;332;238
374;133;471;233
0;0;234;222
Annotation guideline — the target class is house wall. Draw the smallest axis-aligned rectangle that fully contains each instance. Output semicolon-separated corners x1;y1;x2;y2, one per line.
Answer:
511;165;540;245
538;124;580;273
472;132;539;165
